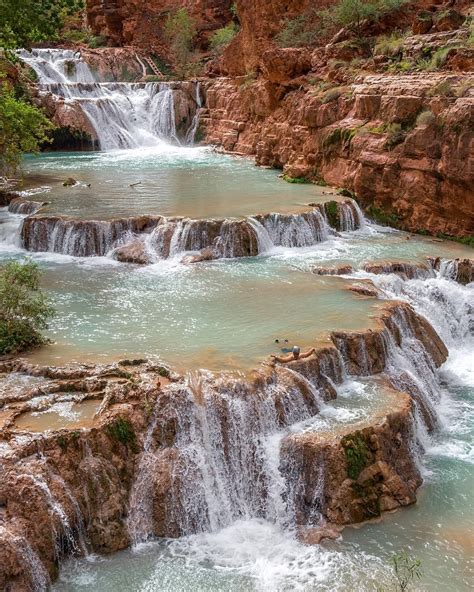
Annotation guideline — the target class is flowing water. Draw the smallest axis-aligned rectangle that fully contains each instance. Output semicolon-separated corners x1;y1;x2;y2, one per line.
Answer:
4;48;473;592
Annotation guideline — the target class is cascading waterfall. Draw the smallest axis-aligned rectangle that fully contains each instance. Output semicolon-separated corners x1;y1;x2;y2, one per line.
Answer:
338;199;365;232
127;359;340;543
17;49;199;150
18;203;363;259
361;268;474;437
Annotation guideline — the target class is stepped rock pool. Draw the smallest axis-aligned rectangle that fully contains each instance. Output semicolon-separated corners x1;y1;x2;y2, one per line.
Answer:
21;149;331;219
0;144;472;592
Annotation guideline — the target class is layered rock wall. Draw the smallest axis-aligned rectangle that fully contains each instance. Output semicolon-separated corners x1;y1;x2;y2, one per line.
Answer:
201;72;474;237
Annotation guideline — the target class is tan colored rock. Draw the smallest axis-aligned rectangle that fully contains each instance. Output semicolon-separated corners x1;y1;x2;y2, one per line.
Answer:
113;240;151;264
313;264;353;275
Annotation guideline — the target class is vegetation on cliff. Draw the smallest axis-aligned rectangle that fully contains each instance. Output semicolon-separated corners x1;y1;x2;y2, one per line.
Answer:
0;0;84;48
276;0;407;47
0;259;55;355
164;8;197;78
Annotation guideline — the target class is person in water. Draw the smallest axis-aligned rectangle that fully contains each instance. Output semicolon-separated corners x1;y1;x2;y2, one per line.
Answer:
271;345;316;364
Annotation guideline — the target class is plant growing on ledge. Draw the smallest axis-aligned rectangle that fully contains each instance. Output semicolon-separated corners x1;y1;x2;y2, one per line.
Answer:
164;8;197;79
0;259;55;355
209;22;239;55
277;0;407;47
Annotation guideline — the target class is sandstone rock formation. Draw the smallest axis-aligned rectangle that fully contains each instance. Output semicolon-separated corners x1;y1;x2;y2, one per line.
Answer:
0;298;450;588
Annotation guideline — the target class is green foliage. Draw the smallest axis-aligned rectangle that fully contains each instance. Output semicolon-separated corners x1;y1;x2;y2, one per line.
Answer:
107;417;137;449
230;2;238;18
367;122;407;149
415;110;436;127
0;82;54;173
390;550;423;592
275;12;317;48
324;201;339;228
209;22;239;54
342;432;370;479
366;204;399;226
164;8;197;78
0;0;84;49
435;233;474;249
374;31;406;57
318;0;407;39
421;46;452;71
88;35;107;49
282;175;310;184
0;259;55;355
322;127;358;151
428;79;454;97
157;366;171;378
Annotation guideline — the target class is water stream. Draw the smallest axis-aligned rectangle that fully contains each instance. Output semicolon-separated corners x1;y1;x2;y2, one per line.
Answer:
2;47;472;592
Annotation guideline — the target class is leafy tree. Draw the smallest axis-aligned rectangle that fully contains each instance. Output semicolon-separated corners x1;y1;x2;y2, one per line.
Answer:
0;259;55;355
0;82;53;173
276;0;406;47
164;8;196;78
209;23;239;54
0;0;84;49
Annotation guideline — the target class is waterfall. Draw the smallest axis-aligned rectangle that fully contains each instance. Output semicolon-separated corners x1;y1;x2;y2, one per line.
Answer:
185;82;202;145
255;209;329;248
337;200;365;232
21;215;160;257
17;49;199;150
127;358;341;542
19;207;343;259
0;526;50;592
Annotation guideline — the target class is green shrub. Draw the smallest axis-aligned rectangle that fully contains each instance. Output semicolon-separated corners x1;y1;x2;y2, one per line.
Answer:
415;110;436;127
366;204;399;225
325;201;339;228
374;31;406;57
428;79;454;97
282;175;310;184
275;13;317;47
164;8;197;78
388;59;413;72
0;0;84;48
0;82;54;173
322;127;358;150
88;35;107;49
390;550;423;592
384;122;405;149
209;22;238;54
342;433;370;479
0;259;55;355
107;417;137;449
318;0;407;39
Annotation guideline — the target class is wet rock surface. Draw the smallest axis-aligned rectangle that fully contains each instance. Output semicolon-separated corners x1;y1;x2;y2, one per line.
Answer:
18;200;362;260
0;299;451;587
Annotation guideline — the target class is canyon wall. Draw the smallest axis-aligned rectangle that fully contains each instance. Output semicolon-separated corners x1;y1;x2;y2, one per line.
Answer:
80;0;474;239
86;0;233;51
201;71;474;237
